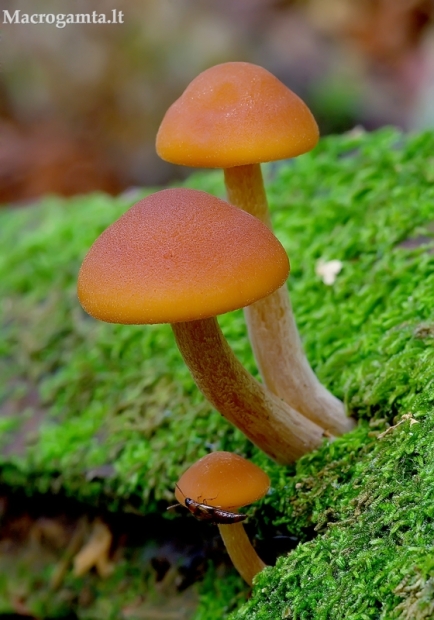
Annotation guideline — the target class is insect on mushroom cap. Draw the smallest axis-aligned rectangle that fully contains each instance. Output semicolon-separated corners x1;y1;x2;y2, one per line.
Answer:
156;61;319;169
175;451;270;510
77;188;289;325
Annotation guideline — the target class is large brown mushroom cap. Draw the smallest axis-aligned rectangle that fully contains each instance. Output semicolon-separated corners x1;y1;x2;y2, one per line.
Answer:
156;62;319;169
175;451;270;510
77;188;289;324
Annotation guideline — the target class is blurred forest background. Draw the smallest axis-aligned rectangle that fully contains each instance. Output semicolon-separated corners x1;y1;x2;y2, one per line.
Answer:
1;0;434;204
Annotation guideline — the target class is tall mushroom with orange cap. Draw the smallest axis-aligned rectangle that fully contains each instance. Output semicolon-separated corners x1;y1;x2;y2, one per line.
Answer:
175;451;270;585
78;188;328;464
156;62;354;436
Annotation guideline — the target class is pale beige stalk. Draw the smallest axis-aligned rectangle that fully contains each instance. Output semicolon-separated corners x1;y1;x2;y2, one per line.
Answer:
172;317;327;464
218;522;266;586
224;164;355;435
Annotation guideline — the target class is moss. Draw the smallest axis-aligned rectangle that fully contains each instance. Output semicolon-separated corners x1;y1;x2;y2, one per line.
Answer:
1;127;434;616
193;566;247;620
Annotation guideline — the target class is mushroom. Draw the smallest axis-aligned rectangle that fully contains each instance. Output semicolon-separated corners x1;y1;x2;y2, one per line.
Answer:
175;451;270;585
156;62;355;436
77;188;328;463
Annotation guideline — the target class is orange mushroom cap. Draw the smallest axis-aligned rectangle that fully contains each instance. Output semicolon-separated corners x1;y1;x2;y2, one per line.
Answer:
77;188;289;324
175;452;270;510
156;62;319;169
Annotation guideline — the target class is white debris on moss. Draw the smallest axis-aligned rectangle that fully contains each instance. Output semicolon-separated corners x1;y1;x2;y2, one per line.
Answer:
315;259;343;285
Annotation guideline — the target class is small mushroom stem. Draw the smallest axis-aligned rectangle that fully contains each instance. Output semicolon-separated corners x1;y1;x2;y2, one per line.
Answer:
218;522;266;586
224;164;355;436
172;317;328;464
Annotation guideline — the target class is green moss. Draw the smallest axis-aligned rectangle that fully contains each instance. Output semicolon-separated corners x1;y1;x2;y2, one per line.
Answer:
1;127;434;617
193;566;247;620
232;414;434;619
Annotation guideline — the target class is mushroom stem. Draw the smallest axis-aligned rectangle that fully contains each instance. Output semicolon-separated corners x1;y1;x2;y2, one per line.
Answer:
224;164;355;436
172;317;328;464
218;522;266;586
225;164;272;225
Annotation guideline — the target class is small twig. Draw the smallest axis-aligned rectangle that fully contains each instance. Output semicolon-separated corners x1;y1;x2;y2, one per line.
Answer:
377;413;419;439
73;518;114;578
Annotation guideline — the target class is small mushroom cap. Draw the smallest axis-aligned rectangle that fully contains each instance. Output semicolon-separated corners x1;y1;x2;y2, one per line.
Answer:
175;452;270;510
156;61;319;169
77;188;289;324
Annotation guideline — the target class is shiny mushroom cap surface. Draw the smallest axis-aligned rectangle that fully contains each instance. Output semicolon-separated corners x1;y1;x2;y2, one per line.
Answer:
156;61;319;169
175;451;270;510
77;188;289;324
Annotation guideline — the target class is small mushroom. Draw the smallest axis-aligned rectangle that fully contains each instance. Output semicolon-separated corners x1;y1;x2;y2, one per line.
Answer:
175;451;270;585
77;188;328;463
156;62;354;436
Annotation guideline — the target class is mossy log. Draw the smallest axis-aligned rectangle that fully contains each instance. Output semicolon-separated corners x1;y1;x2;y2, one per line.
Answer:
1;128;434;618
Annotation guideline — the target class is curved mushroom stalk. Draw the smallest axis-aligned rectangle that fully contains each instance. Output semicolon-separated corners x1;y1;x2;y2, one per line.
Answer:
225;164;355;436
218;522;266;586
172;317;328;464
